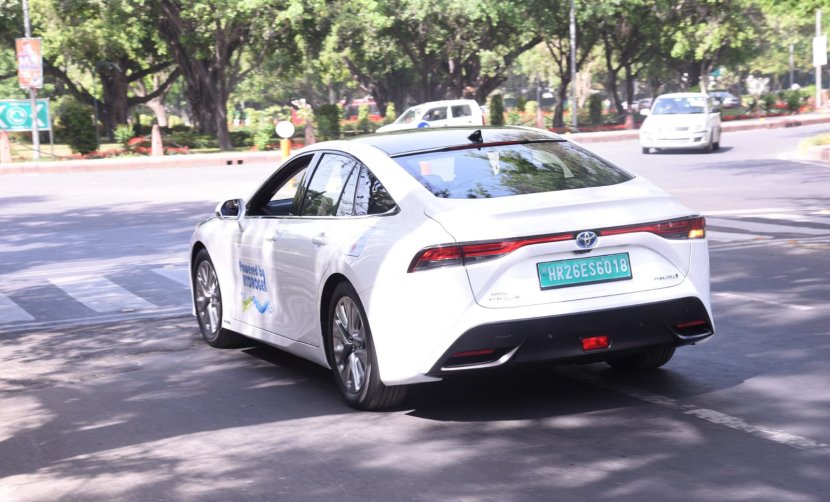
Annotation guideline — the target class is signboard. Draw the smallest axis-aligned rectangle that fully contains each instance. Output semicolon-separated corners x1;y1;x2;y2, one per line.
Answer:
0;99;51;131
16;38;43;89
814;35;827;67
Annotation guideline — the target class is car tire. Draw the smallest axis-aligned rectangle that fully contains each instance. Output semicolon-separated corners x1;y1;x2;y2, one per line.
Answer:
606;346;675;372
327;282;406;410
641;147;650;154
713;131;721;151
193;249;242;348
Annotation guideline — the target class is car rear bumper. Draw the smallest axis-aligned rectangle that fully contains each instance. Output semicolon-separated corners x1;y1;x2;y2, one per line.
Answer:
426;296;713;376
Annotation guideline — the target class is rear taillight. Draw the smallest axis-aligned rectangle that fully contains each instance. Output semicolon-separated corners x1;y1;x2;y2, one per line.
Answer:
408;233;572;272
408;216;704;273
600;216;705;240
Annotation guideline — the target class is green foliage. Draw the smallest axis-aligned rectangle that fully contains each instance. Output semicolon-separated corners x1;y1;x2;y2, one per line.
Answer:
316;104;341;140
357;104;371;133
384;102;397;124
524;100;538;115
114;124;134;145
799;132;830;153
761;93;777;112
489;94;505;126
784;90;803;113
57;97;97;154
506;109;522;125
588;94;603;125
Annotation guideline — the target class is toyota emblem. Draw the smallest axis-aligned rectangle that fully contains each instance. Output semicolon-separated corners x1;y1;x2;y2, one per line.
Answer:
575;231;598;249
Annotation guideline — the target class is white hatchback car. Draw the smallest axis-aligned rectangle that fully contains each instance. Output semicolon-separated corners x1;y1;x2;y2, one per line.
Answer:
376;99;485;133
190;127;714;410
639;92;722;154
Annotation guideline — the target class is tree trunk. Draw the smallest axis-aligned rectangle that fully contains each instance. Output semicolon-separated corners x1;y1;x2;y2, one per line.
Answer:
553;78;570;128
623;64;636;129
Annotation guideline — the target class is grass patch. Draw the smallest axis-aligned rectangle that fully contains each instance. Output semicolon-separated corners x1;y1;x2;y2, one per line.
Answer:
799;132;830;154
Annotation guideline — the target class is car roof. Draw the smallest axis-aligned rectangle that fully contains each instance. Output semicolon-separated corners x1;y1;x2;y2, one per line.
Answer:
349;126;562;157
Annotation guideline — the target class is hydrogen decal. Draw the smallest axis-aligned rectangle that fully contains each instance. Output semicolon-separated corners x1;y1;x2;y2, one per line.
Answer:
242;295;271;314
346;227;376;257
239;260;267;292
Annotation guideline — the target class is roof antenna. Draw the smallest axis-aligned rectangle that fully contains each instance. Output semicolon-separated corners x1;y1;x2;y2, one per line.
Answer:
467;129;483;144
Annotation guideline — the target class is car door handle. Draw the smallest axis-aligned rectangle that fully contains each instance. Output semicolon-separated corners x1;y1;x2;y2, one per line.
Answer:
311;234;328;246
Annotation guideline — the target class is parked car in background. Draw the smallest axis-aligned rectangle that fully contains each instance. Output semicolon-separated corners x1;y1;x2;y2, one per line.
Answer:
639;92;722;154
376;99;485;132
709;91;741;109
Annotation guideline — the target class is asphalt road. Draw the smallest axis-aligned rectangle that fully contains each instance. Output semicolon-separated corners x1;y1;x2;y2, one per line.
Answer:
1;124;830;501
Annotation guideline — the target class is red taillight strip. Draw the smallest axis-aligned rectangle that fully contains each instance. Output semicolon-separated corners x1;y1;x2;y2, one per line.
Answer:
408;232;572;272
408;216;705;272
599;217;706;240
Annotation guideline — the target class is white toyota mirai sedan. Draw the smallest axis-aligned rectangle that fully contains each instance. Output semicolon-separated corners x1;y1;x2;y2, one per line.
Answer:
190;127;714;410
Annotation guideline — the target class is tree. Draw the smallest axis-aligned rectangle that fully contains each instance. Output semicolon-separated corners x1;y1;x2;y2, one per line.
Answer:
325;0;540;114
664;0;765;91
25;0;180;139
148;0;294;150
525;0;601;128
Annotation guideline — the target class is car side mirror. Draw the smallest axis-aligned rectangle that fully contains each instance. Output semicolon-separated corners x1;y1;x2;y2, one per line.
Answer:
640;108;651;116
216;198;246;220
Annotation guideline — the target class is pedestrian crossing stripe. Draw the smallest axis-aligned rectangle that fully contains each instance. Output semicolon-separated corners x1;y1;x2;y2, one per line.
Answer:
151;266;191;287
0;292;35;322
48;275;155;313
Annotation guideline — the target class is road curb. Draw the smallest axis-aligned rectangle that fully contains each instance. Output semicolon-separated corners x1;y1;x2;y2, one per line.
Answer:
0;150;283;175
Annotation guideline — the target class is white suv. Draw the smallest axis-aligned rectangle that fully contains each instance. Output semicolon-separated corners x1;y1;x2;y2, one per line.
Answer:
376;99;485;133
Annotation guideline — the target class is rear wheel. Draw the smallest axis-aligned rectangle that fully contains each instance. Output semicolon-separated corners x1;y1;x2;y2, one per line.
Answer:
193;249;242;348
327;282;406;410
606;346;675;372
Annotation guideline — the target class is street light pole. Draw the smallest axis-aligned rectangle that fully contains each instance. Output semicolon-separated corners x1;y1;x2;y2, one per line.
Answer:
818;10;823;108
21;0;40;160
569;0;578;131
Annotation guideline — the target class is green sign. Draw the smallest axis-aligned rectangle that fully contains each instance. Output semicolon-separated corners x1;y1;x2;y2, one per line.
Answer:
0;99;51;132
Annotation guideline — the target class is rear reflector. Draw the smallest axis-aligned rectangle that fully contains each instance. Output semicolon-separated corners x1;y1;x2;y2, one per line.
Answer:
450;349;497;359
581;335;611;351
674;320;707;329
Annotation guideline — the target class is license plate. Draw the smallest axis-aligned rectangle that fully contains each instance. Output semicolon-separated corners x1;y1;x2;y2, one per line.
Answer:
537;253;632;290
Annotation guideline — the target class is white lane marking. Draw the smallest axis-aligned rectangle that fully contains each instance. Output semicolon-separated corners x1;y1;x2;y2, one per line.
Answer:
714;292;814;311
563;370;830;453
707;217;830;235
747;212;830;224
0;292;35;322
1;256;188;281
49;275;156;313
706;230;772;242
703;208;805;216
152;266;191;287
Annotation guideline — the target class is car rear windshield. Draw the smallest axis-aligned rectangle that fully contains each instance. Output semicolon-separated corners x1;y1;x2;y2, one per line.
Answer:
392;140;632;199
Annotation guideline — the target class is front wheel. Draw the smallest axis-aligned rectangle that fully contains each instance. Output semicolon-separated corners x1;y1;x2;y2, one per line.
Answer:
641;147;650;154
193;249;242;348
327;282;406;410
606;346;675;372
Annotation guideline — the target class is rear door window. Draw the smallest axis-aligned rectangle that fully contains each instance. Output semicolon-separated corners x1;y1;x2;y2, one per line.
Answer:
450;105;472;118
300;153;360;216
393;141;632;199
